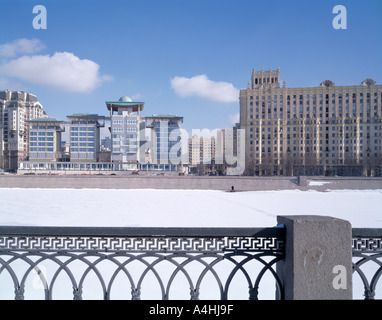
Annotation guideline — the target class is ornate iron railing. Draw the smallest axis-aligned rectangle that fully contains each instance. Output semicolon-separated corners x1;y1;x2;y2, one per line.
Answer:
352;228;382;300
0;226;285;300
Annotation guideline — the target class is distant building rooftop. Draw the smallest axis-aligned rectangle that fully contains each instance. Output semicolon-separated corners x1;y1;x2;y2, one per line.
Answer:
145;114;184;123
66;113;107;127
26;117;65;123
67;113;106;119
106;96;144;113
119;96;133;102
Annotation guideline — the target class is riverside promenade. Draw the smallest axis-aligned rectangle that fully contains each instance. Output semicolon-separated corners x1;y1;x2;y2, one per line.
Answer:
1;174;382;191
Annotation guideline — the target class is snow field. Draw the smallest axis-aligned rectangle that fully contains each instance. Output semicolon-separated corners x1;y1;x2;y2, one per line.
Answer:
0;188;381;299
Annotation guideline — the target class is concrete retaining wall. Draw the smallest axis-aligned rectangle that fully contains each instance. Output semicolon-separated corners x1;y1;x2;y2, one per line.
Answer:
1;174;382;191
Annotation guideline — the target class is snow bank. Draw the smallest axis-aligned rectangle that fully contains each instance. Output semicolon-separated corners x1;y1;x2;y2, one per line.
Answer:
308;181;332;186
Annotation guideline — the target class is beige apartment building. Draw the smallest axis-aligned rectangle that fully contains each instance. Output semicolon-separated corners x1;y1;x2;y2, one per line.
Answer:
187;129;244;176
188;135;216;175
240;68;382;176
0;90;46;170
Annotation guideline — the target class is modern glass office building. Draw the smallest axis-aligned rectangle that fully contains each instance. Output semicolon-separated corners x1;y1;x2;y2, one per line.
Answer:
67;114;106;162
106;96;145;170
144;114;184;171
19;97;185;173
27;118;65;161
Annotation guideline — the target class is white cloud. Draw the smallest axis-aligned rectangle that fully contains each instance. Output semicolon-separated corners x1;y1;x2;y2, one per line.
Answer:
0;51;112;93
0;38;45;58
229;112;240;125
170;74;239;103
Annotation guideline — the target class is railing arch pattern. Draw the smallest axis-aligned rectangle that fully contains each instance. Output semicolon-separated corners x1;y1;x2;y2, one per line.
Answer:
0;226;285;300
3;225;382;300
352;228;382;300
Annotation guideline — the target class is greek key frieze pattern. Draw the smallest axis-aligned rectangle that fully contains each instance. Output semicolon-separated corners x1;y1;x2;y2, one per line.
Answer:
0;235;284;253
225;236;284;252
352;237;382;252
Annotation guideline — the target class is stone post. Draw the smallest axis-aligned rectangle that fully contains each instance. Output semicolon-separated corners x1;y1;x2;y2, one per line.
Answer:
298;176;308;187
277;215;352;300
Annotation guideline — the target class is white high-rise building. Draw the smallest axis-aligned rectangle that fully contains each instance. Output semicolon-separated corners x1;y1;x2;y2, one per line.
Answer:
106;96;145;170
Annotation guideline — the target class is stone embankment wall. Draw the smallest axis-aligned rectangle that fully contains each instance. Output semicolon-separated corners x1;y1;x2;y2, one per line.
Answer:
1;174;382;191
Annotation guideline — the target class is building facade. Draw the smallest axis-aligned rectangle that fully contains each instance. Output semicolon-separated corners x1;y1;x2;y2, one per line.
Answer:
67;113;106;162
19;96;185;174
0;90;46;170
106;96;145;170
144;114;184;171
27;118;65;162
188;135;216;175
240;68;382;176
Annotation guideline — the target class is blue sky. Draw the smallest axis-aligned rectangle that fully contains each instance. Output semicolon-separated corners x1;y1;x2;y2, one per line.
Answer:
1;0;381;134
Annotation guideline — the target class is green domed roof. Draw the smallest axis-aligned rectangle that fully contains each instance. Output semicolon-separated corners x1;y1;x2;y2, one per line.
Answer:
119;96;133;102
